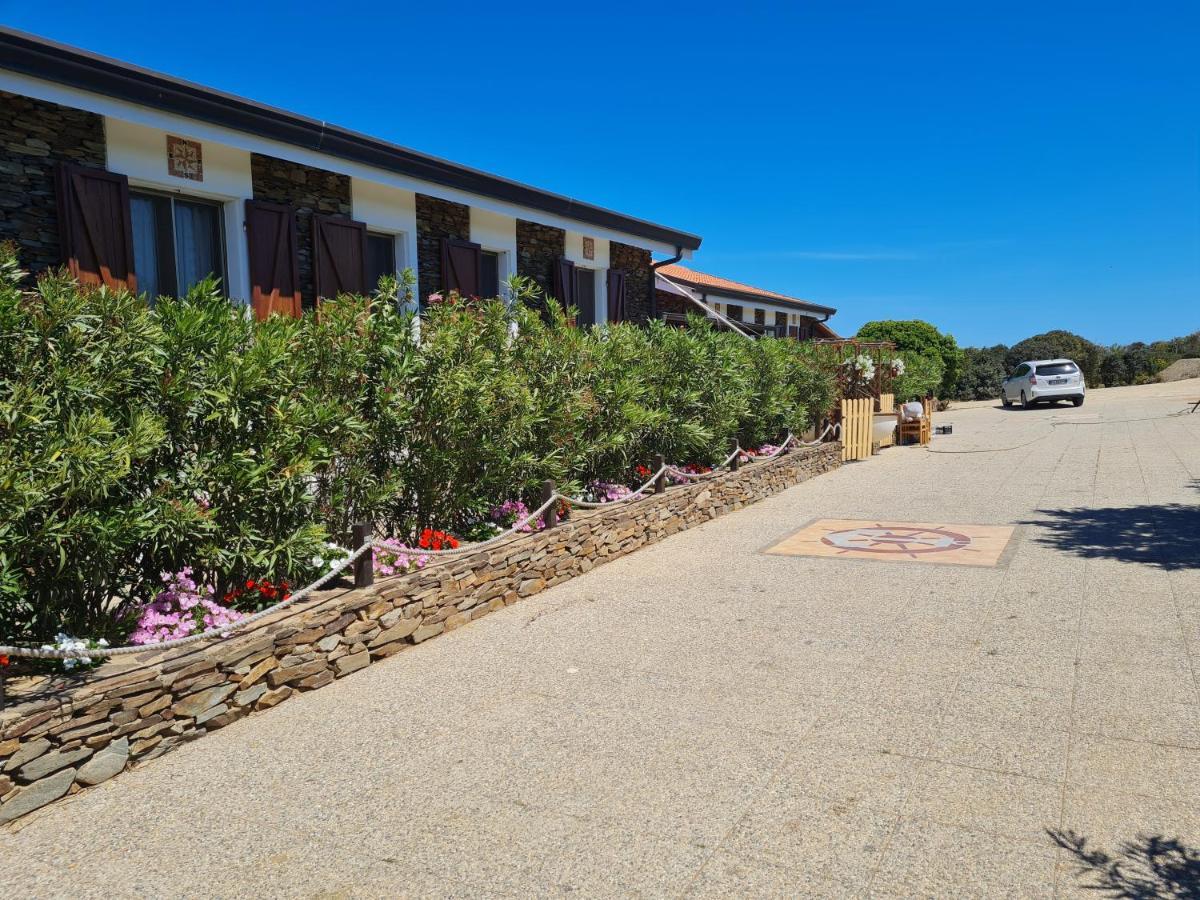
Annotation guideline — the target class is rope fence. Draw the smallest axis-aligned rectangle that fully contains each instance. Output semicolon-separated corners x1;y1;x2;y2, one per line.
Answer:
0;424;841;662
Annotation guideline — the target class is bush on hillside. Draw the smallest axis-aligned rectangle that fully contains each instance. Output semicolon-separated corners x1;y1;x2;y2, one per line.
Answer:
1006;330;1103;386
0;249;834;643
949;329;1200;400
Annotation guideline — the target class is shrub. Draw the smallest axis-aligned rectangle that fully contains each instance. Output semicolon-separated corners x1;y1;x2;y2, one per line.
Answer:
856;320;962;398
0;247;834;643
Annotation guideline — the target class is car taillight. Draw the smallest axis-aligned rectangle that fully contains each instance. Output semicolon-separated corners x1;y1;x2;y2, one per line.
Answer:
1030;374;1037;385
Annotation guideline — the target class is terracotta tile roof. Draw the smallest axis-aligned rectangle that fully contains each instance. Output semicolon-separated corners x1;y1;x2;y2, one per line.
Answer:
656;265;836;316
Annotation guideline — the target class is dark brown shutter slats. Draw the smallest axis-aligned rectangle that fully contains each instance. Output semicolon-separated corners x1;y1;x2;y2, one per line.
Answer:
553;257;576;312
313;214;368;300
244;199;301;319
440;238;482;297
606;268;627;322
55;163;137;292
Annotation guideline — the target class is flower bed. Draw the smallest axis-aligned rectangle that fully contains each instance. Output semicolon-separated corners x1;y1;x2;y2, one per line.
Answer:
0;443;841;825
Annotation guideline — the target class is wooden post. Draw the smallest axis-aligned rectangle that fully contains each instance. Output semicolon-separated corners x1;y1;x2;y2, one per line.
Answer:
653;454;666;494
730;444;740;471
541;480;557;530
0;666;6;711
352;521;373;589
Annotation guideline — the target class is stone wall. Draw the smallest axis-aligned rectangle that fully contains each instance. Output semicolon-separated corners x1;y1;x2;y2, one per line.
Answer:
515;219;565;305
0;443;841;824
250;153;352;310
610;241;653;323
0;91;107;279
415;194;470;303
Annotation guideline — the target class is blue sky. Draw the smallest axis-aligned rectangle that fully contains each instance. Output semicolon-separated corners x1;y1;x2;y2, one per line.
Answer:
5;1;1197;347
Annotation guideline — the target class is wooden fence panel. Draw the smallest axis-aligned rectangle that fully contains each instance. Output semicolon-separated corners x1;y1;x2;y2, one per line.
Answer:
841;397;873;461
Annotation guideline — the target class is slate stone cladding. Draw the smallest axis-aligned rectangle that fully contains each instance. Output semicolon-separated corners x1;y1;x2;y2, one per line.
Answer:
0;443;841;824
415;193;470;303
0;91;106;278
250;153;352;309
515;219;565;305
609;241;653;323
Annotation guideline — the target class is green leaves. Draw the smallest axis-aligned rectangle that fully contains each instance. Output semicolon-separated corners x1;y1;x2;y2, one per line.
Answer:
0;248;833;644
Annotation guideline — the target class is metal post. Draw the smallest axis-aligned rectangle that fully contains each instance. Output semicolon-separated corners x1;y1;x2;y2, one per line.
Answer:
541;480;557;529
352;521;374;589
653;454;666;494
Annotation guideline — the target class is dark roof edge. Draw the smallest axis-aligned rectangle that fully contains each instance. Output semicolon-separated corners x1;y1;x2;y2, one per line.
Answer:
0;28;702;252
660;273;837;317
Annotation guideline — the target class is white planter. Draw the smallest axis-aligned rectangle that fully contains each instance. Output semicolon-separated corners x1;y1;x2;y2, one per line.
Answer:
873;415;896;444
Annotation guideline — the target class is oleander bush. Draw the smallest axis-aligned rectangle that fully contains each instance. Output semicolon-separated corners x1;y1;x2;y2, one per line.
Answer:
0;245;833;642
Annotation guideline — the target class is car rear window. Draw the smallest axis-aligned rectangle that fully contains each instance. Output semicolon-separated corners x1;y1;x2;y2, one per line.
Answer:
1036;363;1077;375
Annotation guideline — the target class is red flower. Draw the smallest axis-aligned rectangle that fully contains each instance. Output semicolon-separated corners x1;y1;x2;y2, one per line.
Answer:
245;579;255;589
0;654;9;667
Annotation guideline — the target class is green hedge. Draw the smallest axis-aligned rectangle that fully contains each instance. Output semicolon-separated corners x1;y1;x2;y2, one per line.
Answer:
0;248;833;642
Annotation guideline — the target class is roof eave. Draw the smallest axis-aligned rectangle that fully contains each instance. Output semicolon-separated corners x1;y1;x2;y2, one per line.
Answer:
663;277;837;317
0;27;702;252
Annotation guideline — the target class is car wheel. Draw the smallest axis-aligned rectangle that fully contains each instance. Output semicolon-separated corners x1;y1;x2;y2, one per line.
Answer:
1001;392;1012;408
1072;397;1084;407
1021;390;1032;409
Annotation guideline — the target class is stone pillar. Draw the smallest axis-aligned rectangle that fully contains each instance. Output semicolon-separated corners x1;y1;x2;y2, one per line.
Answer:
415;194;470;304
0;91;106;277
250;153;352;309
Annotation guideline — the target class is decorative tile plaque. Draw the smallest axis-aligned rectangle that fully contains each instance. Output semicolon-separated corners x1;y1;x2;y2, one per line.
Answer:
166;135;203;181
582;236;595;260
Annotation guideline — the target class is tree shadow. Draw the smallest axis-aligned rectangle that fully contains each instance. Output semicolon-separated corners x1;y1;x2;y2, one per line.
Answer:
1050;828;1200;898
1022;503;1200;570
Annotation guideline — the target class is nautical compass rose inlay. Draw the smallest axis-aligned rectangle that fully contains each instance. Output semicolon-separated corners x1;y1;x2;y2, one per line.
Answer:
766;519;1016;568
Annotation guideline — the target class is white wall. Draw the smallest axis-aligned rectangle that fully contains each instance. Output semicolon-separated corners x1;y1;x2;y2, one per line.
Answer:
563;231;609;323
103;117;252;301
352;178;418;298
469;207;517;297
709;293;824;329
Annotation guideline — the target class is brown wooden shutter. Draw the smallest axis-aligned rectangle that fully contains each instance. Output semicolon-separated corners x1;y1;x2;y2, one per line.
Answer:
553;258;576;311
55;164;137;292
440;238;482;297
313;215;368;300
244;199;301;319
606;268;627;322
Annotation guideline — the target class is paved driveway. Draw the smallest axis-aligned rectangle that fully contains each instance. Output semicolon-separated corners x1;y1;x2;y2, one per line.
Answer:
3;382;1199;898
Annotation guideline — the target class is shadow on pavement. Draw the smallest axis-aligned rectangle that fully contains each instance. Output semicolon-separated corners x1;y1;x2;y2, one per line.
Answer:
1050;827;1200;898
1023;503;1200;570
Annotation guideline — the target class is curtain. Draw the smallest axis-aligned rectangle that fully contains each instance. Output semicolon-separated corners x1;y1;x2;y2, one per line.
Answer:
129;194;161;302
174;199;220;294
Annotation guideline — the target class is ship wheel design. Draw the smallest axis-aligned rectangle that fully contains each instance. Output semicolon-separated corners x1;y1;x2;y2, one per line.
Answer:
820;523;974;558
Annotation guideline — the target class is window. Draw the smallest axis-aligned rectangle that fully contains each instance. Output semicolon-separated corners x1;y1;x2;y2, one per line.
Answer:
366;233;396;293
130;191;224;301
726;304;743;322
575;268;597;326
754;308;766;326
774;311;788;336
1035;362;1077;376
481;250;501;299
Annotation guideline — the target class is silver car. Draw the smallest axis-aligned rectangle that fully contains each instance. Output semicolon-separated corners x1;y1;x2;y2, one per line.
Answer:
1001;359;1086;408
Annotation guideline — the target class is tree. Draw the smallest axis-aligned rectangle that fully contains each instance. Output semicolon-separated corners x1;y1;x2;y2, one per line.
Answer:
856;320;963;398
954;345;1008;400
1006;330;1103;385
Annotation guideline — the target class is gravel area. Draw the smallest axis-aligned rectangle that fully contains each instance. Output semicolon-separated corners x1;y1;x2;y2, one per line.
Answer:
2;382;1198;898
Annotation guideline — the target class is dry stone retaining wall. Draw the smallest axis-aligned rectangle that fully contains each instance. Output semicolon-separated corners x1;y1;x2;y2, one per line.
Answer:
0;443;840;824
